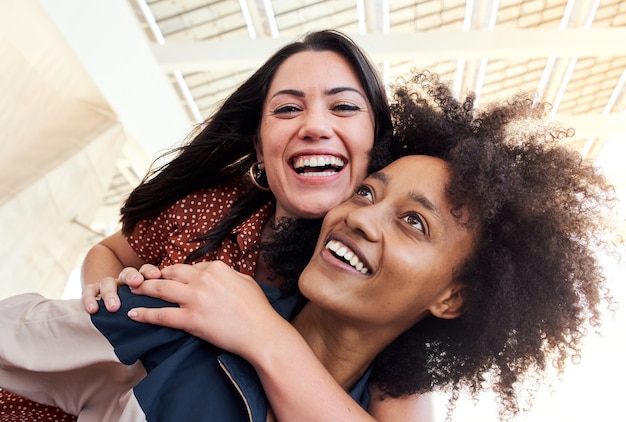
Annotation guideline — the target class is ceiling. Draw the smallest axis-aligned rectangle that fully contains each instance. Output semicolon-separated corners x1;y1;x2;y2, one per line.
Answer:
129;0;626;161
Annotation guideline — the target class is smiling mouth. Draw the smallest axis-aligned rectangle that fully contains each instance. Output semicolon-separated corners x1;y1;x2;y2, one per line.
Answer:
325;239;369;274
293;155;345;177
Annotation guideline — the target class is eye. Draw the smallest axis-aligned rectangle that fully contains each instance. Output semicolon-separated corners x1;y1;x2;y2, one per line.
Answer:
331;102;361;114
273;104;302;116
403;213;426;234
355;185;374;202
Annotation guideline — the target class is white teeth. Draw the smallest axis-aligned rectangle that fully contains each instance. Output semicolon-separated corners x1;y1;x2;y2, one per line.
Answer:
301;171;337;177
325;239;369;274
293;155;345;170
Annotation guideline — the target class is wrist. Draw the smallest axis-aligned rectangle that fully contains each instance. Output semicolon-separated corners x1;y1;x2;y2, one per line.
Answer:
243;316;302;367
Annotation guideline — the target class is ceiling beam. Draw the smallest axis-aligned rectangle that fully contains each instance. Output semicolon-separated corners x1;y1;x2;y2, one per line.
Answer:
151;28;626;72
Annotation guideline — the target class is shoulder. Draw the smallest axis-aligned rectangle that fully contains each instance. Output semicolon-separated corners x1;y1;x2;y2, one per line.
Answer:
167;179;249;217
180;179;249;206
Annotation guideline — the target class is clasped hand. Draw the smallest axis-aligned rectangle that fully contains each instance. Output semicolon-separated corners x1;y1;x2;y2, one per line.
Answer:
85;262;283;360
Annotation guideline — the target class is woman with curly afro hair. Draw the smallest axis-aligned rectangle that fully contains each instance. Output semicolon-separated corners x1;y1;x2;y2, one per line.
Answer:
361;71;618;419
0;71;617;422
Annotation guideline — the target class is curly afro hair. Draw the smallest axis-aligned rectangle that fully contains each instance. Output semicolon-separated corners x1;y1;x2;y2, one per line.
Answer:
367;71;618;420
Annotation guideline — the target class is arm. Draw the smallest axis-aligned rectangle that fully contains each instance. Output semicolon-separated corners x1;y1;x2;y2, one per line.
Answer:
127;262;423;422
243;318;377;421
0;293;145;417
80;230;146;313
222;314;428;421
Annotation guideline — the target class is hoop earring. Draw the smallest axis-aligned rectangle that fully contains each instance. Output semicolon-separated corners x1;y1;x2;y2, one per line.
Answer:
249;161;271;191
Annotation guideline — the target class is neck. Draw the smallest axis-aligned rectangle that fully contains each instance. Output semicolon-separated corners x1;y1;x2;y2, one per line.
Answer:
290;305;392;390
255;217;284;289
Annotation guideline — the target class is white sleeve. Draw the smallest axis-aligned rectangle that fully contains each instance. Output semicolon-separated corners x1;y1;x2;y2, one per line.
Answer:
0;293;146;420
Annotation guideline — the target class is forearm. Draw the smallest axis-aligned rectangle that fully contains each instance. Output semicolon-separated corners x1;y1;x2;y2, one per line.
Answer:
245;318;376;422
81;243;125;287
246;319;430;421
81;231;146;288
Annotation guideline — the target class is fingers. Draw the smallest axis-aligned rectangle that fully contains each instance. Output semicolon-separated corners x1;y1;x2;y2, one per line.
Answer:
99;277;121;312
127;306;189;332
82;265;164;314
119;264;161;288
139;264;162;280
160;263;205;285
81;283;101;314
130;278;190;305
118;267;145;288
81;277;121;313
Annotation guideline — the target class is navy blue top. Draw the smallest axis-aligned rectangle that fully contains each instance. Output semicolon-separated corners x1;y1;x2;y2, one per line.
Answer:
91;285;371;421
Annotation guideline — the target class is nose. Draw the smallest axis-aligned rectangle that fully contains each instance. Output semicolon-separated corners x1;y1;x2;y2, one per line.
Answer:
298;107;333;141
345;204;383;242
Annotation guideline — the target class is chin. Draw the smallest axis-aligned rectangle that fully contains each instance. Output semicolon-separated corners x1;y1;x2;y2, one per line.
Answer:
289;203;333;219
296;266;316;298
299;197;349;217
296;208;334;219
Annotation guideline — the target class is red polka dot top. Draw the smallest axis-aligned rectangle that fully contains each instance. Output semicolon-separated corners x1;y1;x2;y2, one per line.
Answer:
127;179;274;275
0;388;76;421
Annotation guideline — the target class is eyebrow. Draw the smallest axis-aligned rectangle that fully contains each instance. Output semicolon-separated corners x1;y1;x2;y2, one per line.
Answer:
408;191;443;222
370;171;443;221
326;86;366;98
270;86;366;100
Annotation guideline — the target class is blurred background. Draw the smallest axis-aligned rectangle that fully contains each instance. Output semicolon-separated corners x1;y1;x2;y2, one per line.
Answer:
1;1;624;420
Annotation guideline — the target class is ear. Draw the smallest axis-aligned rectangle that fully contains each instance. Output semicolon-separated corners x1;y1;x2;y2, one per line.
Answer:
253;136;264;162
428;283;466;320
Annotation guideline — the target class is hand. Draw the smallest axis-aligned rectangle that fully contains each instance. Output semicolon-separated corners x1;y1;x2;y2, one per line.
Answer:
82;264;162;314
126;261;285;359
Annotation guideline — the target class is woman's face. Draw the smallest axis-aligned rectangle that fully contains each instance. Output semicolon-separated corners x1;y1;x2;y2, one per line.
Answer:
299;155;477;334
257;50;376;220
